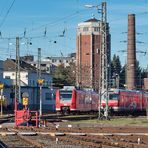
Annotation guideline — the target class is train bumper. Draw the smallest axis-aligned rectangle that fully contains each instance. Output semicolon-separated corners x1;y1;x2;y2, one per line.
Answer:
112;107;120;112
56;108;61;111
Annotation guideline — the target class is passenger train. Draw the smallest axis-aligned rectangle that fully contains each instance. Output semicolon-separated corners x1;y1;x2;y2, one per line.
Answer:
106;89;148;114
56;88;99;114
55;87;148;115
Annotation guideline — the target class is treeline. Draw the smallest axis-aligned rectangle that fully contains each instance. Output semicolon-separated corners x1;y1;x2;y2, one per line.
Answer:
52;54;147;89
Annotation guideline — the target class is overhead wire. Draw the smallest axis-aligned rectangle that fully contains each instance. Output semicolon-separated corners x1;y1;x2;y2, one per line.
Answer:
0;1;147;67
0;0;10;17
0;0;16;28
18;10;85;37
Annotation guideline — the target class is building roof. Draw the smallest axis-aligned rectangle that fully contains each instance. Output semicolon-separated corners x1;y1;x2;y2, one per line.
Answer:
44;56;74;60
85;18;99;22
4;59;37;71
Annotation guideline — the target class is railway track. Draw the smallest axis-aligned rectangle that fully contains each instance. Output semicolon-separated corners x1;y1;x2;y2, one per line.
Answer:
0;115;14;126
41;113;147;122
0;128;148;148
0;134;41;148
1;115;148;147
0;140;8;148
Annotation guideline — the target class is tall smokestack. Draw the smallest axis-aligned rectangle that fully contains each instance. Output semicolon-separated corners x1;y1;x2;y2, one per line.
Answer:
127;14;136;90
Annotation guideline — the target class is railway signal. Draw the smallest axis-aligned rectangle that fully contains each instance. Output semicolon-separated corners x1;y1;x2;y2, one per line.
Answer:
22;92;29;108
37;79;44;117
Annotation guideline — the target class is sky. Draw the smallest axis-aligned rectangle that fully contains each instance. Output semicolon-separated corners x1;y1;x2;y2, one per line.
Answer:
0;0;147;68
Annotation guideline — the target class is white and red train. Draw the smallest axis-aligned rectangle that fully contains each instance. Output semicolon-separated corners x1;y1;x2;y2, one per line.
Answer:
56;88;99;114
106;89;148;114
55;88;148;115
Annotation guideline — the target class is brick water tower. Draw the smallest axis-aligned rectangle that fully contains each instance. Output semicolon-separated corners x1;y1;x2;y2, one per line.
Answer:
76;17;111;90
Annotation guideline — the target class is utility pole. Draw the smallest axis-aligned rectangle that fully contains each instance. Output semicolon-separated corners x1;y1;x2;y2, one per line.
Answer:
37;48;43;117
15;37;21;107
99;2;109;119
37;48;41;80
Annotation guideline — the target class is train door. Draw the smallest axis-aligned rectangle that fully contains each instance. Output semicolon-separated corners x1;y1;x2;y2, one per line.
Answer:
84;92;92;111
76;91;85;112
119;92;128;112
129;93;135;111
91;93;98;111
55;90;60;111
137;92;142;111
143;92;148;113
122;92;131;112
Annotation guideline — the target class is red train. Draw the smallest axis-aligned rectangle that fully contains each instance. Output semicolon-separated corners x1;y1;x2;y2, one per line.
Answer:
105;89;148;114
56;88;99;114
56;87;148;115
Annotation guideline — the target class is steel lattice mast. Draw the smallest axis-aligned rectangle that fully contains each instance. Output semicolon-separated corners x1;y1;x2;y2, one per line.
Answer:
15;37;21;105
99;2;109;119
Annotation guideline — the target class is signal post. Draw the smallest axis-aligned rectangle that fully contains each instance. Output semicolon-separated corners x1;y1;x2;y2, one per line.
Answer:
37;79;44;117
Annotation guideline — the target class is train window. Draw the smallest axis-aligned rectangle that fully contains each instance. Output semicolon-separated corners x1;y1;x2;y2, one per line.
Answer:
60;91;72;101
109;94;119;100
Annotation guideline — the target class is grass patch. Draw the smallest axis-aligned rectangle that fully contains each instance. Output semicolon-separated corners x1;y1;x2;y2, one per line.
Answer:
64;117;148;126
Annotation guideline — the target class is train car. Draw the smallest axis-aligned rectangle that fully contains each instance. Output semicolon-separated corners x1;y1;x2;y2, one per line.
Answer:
101;89;119;110
103;89;148;114
118;90;143;113
56;87;148;115
142;91;148;112
56;88;99;114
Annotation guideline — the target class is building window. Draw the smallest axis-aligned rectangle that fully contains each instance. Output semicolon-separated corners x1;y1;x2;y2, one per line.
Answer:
45;92;55;100
83;27;89;32
45;93;50;100
94;27;100;32
52;59;56;63
96;48;100;54
41;64;46;67
5;76;10;79
33;80;35;86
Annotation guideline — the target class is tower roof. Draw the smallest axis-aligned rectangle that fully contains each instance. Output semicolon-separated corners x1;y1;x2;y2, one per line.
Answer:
85;18;99;22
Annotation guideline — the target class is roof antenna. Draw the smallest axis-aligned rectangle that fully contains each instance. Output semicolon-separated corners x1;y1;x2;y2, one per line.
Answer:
44;27;47;37
24;28;26;38
91;13;95;19
0;31;2;38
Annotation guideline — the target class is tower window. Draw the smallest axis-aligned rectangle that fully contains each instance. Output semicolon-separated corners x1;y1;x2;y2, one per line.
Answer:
83;27;89;32
94;27;100;32
96;48;100;53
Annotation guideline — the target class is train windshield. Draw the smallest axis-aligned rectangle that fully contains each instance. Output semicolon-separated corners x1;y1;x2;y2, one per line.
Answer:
109;94;119;100
60;91;72;102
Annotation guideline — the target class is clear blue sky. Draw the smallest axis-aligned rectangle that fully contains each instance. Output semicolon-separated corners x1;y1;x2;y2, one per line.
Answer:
0;0;147;68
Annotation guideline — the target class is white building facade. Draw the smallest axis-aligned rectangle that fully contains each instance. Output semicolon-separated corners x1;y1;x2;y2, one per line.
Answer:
2;59;55;112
